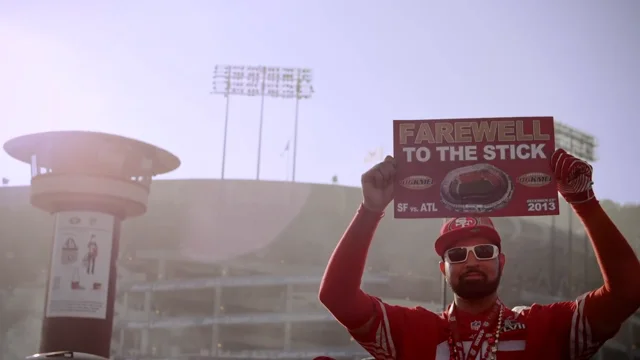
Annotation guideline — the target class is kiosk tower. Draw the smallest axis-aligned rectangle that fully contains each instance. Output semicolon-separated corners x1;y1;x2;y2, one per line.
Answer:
4;131;180;358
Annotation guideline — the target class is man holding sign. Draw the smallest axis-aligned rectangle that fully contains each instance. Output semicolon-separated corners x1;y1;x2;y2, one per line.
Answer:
318;148;640;359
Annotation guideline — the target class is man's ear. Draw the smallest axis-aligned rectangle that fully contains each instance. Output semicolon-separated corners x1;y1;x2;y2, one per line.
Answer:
439;261;446;276
498;253;506;271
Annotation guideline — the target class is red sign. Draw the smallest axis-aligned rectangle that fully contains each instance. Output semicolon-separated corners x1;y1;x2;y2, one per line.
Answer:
393;117;559;219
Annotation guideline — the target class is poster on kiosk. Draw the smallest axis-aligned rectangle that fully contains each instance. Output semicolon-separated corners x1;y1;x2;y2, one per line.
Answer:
393;117;559;219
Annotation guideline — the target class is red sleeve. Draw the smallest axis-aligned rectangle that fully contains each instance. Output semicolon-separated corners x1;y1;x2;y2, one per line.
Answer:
319;204;384;330
319;205;442;360
536;199;640;360
349;296;440;360
544;290;622;360
572;199;640;329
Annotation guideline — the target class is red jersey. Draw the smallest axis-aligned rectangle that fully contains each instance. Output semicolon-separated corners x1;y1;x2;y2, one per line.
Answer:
351;291;617;360
319;201;640;360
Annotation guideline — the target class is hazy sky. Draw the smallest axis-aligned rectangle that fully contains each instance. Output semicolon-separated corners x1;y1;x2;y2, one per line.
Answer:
1;1;639;203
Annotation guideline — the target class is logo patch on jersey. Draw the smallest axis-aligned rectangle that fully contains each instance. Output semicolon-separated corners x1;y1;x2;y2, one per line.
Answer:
470;320;481;331
502;316;526;333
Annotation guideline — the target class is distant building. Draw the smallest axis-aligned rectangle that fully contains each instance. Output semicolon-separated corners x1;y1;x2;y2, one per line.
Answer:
0;180;637;360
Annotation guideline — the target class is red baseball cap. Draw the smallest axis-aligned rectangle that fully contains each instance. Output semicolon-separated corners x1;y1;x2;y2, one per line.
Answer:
434;217;502;257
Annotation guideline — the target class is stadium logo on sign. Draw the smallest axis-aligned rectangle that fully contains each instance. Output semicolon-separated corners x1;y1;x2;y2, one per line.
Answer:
399;175;434;190
517;172;552;187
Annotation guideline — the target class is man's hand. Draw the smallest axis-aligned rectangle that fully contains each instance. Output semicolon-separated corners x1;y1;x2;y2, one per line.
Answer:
361;155;396;212
550;148;595;204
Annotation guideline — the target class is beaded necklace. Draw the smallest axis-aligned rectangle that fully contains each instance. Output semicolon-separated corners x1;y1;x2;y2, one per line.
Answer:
447;301;505;360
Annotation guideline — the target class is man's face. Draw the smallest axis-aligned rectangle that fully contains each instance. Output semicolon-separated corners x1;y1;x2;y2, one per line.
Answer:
439;236;505;300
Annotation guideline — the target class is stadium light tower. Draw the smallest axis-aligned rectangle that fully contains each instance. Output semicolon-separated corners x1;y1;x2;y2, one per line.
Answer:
554;122;597;162
212;65;314;181
4;131;180;358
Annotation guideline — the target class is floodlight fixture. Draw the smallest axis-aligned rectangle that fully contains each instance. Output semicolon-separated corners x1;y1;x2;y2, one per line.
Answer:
212;65;314;181
554;121;597;162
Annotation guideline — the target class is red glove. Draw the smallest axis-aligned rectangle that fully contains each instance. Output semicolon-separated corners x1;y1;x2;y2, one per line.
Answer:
550;148;595;204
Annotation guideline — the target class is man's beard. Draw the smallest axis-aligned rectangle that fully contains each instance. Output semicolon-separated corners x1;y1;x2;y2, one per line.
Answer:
450;269;502;300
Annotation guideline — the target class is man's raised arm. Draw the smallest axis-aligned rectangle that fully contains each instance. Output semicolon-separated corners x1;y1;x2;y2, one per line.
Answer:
319;156;396;331
318;204;384;330
573;198;640;334
550;149;640;353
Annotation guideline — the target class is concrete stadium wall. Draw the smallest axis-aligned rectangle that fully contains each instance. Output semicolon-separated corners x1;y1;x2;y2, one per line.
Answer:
1;179;637;284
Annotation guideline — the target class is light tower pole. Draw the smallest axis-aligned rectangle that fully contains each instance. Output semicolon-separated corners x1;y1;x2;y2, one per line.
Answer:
4;131;180;358
212;65;313;181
